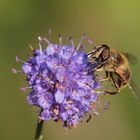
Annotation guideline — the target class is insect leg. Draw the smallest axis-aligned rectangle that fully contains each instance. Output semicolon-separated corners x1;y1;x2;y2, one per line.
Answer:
105;72;120;95
97;71;110;82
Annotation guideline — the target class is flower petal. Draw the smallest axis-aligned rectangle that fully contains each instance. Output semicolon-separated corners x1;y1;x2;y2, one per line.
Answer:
55;90;65;104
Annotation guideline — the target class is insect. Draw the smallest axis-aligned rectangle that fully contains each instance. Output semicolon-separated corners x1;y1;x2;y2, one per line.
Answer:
88;44;139;99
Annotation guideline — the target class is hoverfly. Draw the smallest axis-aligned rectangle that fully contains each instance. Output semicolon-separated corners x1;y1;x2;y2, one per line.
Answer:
88;44;140;99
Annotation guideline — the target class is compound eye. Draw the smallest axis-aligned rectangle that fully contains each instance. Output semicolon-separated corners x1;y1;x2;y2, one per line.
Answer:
100;47;110;62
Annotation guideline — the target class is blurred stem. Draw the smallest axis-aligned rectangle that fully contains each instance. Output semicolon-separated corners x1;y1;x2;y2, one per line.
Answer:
35;109;44;140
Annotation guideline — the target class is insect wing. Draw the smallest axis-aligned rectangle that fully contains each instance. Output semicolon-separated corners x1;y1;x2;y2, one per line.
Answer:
122;52;138;65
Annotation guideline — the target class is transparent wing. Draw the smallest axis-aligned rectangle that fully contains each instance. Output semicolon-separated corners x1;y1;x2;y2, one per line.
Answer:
128;80;140;100
122;52;138;65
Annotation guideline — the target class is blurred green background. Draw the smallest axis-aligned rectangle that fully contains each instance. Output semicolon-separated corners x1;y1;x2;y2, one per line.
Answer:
0;0;140;140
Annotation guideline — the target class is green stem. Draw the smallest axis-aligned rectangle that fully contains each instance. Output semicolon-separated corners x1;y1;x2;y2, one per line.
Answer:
35;109;44;140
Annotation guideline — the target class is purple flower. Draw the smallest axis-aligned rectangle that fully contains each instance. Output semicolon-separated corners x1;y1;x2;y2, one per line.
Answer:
14;35;101;128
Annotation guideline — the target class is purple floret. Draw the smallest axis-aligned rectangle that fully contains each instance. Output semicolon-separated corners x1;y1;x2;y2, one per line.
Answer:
19;36;101;128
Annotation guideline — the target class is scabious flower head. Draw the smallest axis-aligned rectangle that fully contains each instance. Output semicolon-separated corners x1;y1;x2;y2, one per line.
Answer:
14;35;101;128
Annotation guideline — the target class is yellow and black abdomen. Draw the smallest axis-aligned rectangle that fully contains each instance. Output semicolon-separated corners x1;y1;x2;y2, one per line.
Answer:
103;49;132;91
112;52;132;90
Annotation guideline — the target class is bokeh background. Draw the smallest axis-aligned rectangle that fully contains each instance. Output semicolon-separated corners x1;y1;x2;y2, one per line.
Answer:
0;0;140;140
